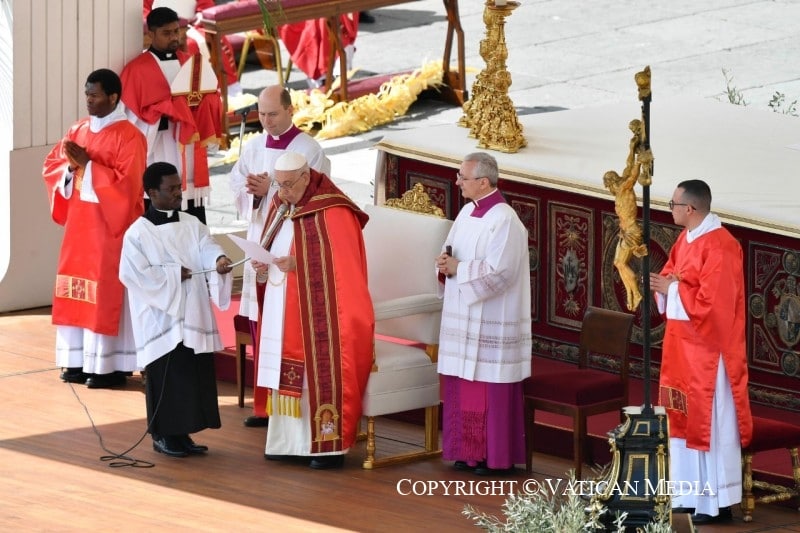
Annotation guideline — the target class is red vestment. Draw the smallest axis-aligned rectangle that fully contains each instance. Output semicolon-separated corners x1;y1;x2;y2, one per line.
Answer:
42;116;147;335
143;0;240;85
258;170;373;452
658;227;752;450
120;50;221;190
279;14;358;80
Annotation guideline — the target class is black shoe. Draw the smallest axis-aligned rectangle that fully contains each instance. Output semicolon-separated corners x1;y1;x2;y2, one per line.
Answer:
178;434;208;454
265;454;296;461
85;371;127;389
453;461;476;471
673;507;694;514
359;11;376;23
309;455;345;470
152;436;188;458
690;507;732;525
60;367;88;383
243;416;269;427
474;462;516;476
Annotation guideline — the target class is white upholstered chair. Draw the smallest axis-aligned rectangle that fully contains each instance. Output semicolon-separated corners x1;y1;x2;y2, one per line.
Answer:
360;184;453;469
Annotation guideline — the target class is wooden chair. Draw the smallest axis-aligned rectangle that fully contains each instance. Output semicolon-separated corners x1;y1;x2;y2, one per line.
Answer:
232;314;253;408
524;306;634;479
235;29;291;84
741;416;800;522
360;184;452;468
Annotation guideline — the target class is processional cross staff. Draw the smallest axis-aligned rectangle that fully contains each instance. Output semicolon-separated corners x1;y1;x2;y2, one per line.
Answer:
604;65;655;414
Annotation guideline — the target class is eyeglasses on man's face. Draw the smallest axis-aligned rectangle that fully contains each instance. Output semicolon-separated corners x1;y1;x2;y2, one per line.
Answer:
271;176;303;190
456;171;485;182
668;200;695;210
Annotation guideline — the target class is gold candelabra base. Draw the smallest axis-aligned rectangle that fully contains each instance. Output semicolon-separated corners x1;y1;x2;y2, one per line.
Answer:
459;1;526;153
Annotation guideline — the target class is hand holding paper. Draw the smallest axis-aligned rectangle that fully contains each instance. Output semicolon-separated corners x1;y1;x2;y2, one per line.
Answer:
227;233;276;264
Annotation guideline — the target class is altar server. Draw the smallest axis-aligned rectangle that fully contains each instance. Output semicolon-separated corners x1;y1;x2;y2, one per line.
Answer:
120;162;233;458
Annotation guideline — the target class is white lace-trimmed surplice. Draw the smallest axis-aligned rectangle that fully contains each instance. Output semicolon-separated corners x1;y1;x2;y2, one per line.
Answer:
119;212;232;368
437;200;532;384
228;131;329;321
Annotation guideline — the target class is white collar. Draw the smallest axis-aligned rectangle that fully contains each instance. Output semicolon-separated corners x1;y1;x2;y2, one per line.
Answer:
686;212;722;243
89;105;127;133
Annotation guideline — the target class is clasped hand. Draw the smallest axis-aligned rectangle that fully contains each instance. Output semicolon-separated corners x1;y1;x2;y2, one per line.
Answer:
649;272;678;295
63;140;89;170
436;252;457;278
246;172;270;197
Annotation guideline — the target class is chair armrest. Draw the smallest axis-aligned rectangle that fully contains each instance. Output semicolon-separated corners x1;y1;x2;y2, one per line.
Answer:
374;294;442;321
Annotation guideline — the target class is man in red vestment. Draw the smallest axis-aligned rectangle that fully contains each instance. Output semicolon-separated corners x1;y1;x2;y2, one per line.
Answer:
279;14;359;88
143;0;242;97
252;151;373;469
121;7;221;224
650;179;752;525
42;68;147;388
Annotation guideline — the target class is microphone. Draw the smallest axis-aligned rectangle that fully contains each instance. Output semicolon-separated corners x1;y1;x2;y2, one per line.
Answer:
445;245;453;278
260;203;289;248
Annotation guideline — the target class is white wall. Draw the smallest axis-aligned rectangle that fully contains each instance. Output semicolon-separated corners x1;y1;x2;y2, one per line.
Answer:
0;0;144;312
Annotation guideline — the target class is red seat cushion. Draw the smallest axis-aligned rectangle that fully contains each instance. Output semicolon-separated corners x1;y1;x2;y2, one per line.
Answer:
233;314;251;335
746;416;800;453
524;369;623;406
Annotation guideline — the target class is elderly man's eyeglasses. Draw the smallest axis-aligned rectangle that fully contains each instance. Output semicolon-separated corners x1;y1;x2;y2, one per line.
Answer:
668;200;695;210
456;172;485;182
271;177;302;190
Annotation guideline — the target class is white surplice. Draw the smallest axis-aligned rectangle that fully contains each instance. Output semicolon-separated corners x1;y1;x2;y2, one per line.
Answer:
436;200;532;384
228;131;330;321
119;212;232;367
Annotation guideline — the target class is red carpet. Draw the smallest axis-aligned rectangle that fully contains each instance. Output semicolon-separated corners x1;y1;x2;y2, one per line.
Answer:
213;296;798;485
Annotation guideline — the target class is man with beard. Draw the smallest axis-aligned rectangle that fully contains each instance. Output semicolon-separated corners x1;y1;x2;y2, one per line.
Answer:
121;6;221;224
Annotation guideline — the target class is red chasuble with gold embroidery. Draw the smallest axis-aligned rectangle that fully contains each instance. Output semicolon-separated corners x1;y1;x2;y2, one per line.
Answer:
264;170;373;453
658;227;752;450
42;117;146;335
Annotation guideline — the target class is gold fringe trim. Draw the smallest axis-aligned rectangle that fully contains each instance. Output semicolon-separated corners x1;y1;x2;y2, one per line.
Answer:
269;393;302;418
216;61;444;165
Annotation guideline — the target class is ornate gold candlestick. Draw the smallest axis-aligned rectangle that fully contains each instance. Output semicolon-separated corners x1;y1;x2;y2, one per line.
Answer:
458;0;526;153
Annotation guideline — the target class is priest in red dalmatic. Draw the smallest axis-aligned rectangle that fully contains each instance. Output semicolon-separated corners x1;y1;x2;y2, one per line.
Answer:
252;152;374;470
121;6;221;225
42;68;147;389
279;14;359;88
651;179;752;525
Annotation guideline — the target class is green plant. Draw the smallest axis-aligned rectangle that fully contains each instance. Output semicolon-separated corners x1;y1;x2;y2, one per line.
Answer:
768;91;798;116
721;68;747;106
256;0;284;34
721;69;798;117
462;471;675;532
